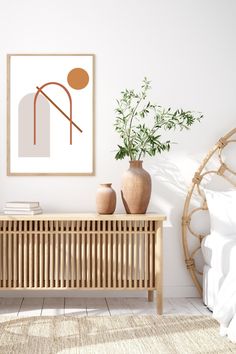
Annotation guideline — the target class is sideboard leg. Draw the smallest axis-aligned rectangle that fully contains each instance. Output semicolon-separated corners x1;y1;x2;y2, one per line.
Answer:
148;290;154;302
156;221;163;315
157;291;163;315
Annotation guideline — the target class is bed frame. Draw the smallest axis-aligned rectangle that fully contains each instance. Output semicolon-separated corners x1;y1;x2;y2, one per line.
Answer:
182;127;236;295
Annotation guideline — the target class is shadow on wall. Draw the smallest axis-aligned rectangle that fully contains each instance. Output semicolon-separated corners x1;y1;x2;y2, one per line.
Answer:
147;154;231;235
146;157;198;285
148;147;236;223
146;157;208;286
147;157;199;223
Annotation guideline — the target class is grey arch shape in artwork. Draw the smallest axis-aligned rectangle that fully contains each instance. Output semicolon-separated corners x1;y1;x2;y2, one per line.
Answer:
18;93;50;157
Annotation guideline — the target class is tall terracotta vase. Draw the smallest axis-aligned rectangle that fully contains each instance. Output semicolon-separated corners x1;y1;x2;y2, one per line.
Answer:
96;183;116;214
121;160;151;214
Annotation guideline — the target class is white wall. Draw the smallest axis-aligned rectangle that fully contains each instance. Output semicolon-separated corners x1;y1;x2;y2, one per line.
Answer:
0;0;236;297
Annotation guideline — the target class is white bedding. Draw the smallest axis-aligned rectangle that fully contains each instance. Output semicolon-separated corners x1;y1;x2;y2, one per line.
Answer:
201;232;236;274
202;265;224;311
213;271;236;342
201;232;236;342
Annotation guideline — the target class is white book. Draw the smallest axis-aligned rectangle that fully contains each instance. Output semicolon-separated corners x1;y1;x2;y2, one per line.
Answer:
4;206;41;211
3;209;42;215
5;201;40;209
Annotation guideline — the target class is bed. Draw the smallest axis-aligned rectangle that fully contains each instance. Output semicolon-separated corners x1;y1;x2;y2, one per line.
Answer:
201;232;236;311
182;127;236;341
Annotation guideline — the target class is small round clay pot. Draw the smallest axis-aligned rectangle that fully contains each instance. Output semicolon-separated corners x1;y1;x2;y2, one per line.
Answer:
96;183;116;214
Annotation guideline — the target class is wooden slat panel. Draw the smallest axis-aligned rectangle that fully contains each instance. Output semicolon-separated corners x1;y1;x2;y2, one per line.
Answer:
34;221;38;287
144;221;148;288
3;221;7;288
113;221;117;288
8;221;12;287
49;221;54;288
97;221;101;288
108;220;112;288
92;220;96;288
118;220;122;288
13;221;17;288
87;221;91;288
55;221;59;288
44;221;49;288
102;221;106;288
60;221;64;288
123;221;127;288
65;221;70;288
39;221;44;288
81;220;86;288
0;215;163;305
71;220;75;288
23;221;28;287
29;221;33;288
139;221;143;288
18;221;23;288
134;221;138;288
128;221;132;288
76;221;80;287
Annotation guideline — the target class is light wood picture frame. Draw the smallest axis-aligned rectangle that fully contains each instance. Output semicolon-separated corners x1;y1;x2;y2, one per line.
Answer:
7;54;95;176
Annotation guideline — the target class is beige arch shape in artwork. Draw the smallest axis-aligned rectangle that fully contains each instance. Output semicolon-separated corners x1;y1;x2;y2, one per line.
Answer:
182;127;236;295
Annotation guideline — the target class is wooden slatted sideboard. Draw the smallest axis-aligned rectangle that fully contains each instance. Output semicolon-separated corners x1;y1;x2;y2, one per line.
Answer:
0;214;166;314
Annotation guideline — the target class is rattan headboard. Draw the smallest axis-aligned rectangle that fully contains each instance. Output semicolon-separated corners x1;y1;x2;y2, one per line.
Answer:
182;128;236;295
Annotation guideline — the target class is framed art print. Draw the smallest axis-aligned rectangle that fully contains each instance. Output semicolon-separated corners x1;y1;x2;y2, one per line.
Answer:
7;54;95;175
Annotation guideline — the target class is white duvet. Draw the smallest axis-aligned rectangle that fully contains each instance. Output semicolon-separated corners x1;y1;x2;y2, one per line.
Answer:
213;271;236;342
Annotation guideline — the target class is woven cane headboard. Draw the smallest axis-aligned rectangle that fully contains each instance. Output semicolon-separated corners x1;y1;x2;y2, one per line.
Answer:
182;128;236;295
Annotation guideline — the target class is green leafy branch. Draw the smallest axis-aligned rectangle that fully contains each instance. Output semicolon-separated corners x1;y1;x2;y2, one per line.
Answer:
114;77;203;160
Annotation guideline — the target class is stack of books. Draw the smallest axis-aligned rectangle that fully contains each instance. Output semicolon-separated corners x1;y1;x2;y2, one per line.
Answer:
3;201;43;215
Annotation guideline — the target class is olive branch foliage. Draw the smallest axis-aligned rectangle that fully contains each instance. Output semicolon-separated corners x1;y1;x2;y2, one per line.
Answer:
114;78;203;160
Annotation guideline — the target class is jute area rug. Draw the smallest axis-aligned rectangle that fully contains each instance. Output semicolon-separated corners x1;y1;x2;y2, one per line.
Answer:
0;315;235;354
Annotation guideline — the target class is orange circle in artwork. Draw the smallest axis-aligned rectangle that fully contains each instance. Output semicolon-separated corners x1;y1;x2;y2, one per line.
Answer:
67;68;89;90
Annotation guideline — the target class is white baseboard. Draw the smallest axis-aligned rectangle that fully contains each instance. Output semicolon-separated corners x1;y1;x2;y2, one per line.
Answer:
0;286;200;298
163;286;200;298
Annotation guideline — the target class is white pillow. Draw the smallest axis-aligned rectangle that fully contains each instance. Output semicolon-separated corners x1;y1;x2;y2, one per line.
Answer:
204;189;236;235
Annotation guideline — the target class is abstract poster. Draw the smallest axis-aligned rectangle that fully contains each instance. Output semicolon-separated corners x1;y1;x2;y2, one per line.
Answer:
7;54;94;175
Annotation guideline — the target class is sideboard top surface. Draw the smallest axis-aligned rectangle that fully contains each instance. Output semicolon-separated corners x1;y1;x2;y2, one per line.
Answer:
0;213;166;221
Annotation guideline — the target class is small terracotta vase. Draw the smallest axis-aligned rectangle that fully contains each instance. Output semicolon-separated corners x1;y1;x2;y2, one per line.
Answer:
96;183;116;214
121;161;151;214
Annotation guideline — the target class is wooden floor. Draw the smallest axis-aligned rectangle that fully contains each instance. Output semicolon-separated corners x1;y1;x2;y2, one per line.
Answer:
0;297;211;317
